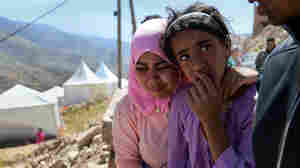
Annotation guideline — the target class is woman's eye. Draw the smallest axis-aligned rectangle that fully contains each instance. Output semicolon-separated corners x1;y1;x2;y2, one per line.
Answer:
157;64;172;70
135;67;147;72
179;54;190;61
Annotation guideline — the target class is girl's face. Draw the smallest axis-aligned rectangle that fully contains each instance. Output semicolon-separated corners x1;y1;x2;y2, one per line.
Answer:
135;52;180;98
170;29;230;88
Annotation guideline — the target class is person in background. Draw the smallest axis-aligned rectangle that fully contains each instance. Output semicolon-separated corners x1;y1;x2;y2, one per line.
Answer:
248;0;300;167
162;2;257;168
113;18;184;168
231;46;243;66
255;37;276;74
255;37;276;91
227;56;237;67
35;128;45;144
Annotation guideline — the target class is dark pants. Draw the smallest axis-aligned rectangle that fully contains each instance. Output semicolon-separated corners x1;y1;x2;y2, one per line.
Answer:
142;161;150;168
256;73;263;92
256;79;260;92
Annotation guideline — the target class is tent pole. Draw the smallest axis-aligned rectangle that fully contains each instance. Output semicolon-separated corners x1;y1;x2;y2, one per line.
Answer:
129;0;137;34
117;0;122;89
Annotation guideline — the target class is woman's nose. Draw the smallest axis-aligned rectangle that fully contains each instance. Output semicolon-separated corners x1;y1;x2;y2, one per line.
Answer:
148;68;160;79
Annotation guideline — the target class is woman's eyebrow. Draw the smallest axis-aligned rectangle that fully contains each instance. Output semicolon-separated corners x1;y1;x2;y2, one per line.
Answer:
136;61;146;66
155;60;169;66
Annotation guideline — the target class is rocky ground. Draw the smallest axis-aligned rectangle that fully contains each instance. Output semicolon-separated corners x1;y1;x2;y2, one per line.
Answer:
0;88;128;168
4;124;110;168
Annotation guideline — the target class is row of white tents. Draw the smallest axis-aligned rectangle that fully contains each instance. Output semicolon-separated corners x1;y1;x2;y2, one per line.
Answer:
63;61;127;106
0;61;127;145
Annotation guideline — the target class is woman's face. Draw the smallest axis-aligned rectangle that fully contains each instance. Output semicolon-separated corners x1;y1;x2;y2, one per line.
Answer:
170;29;229;88
135;52;179;98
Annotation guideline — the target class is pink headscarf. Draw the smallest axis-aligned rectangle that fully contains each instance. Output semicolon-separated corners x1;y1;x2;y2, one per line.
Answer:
128;18;175;116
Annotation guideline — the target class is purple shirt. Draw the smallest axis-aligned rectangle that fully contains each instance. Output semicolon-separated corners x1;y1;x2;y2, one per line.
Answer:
168;84;256;168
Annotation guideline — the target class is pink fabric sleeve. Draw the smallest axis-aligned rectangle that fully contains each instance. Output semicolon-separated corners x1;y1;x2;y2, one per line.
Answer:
112;96;141;168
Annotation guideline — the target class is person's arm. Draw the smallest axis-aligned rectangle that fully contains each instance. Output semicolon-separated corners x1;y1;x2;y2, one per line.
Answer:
212;85;256;168
112;97;141;168
255;52;263;70
41;132;45;141
232;55;241;66
168;94;189;168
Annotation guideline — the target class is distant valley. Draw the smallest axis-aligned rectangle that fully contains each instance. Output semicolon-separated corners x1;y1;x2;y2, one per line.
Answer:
0;16;256;93
0;16;130;93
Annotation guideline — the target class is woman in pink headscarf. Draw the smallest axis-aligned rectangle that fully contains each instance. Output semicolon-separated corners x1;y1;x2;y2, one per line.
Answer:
112;18;183;168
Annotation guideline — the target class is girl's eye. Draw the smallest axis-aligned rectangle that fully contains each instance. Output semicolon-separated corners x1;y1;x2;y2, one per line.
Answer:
199;44;211;52
179;54;190;62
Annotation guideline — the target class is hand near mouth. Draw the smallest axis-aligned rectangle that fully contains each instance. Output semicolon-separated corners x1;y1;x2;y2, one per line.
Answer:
187;72;225;127
186;73;230;162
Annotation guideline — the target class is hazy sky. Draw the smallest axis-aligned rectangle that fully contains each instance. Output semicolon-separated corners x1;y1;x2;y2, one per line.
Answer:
0;0;255;41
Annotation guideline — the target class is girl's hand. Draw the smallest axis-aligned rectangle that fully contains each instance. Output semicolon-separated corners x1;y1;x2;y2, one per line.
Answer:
186;73;225;128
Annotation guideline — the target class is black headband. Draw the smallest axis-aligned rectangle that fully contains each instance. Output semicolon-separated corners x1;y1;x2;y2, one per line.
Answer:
165;12;229;43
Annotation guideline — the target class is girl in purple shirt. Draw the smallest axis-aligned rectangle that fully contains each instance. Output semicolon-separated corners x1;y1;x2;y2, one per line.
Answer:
161;2;258;168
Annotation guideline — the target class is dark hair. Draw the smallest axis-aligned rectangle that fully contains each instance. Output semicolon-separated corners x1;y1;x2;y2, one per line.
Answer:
162;2;232;64
267;37;275;42
141;14;162;24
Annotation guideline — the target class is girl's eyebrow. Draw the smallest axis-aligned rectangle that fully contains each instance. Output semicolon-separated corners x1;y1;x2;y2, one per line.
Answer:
176;39;211;56
196;39;211;46
177;48;189;56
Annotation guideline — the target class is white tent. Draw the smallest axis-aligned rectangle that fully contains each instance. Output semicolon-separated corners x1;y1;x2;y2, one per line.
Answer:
96;62;118;82
0;84;60;136
63;60;108;105
41;86;64;128
42;86;64;107
96;62;128;93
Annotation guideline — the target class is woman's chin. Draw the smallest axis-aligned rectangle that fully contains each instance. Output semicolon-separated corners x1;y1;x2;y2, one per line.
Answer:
151;90;171;98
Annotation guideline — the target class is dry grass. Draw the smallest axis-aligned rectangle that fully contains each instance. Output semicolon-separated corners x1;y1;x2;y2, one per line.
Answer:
0;144;38;167
0;98;109;167
62;98;109;135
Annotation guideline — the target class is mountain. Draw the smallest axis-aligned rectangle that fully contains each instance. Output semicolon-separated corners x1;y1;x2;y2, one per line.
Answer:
0;16;130;93
231;33;251;49
243;25;289;52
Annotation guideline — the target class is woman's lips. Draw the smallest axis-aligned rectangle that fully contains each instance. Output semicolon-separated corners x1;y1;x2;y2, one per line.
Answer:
148;80;164;92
